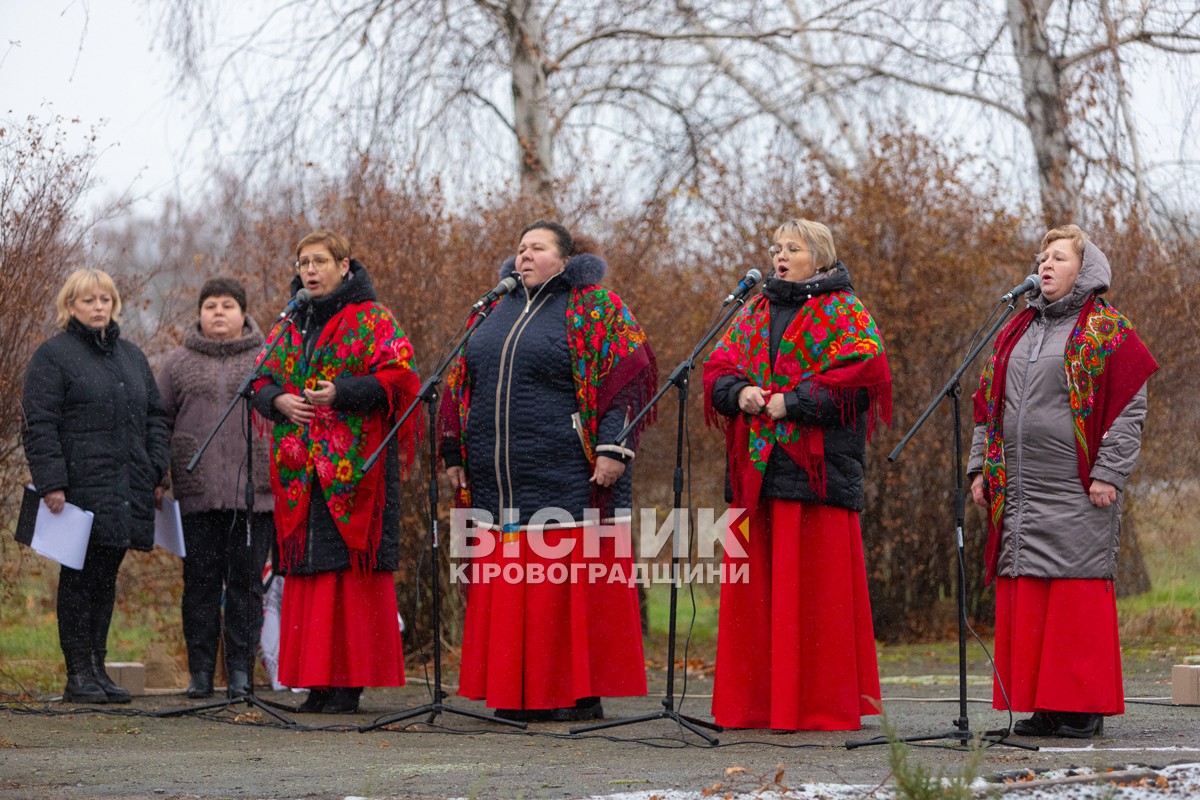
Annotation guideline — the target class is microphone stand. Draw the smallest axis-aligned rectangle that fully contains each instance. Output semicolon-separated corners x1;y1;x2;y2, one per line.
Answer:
156;311;300;727
358;301;526;733
570;294;753;744
845;296;1036;751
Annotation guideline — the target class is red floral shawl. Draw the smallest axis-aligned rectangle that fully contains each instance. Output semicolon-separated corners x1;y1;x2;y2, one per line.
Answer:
440;285;657;509
255;302;420;571
972;295;1157;583
703;291;892;510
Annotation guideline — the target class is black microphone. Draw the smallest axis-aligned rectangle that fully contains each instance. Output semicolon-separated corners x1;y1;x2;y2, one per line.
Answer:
723;268;763;306
1000;274;1040;303
276;288;312;319
472;273;520;311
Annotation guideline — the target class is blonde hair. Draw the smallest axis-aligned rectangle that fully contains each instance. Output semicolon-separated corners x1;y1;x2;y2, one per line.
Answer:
773;219;838;271
295;230;351;262
55;269;122;330
1041;224;1088;256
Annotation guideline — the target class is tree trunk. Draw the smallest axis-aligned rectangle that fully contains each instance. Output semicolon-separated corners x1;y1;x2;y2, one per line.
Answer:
504;0;556;211
1116;497;1152;598
1006;0;1081;225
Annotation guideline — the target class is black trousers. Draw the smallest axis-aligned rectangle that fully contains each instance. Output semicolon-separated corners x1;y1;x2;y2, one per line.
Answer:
180;510;273;675
57;542;127;654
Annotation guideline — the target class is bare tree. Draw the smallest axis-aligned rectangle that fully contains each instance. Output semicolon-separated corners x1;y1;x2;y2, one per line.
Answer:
665;1;1199;226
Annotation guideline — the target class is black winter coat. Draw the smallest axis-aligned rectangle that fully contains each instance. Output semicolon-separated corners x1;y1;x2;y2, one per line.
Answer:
710;267;870;511
22;318;171;550
252;262;403;575
442;254;639;525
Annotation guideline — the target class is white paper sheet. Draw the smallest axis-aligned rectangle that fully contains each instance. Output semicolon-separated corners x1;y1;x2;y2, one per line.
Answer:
25;486;94;570
154;497;186;558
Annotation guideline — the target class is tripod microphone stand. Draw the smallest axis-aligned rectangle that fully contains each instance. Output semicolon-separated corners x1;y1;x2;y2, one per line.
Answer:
571;291;754;745
358;300;525;733
846;295;1035;752
157;311;299;727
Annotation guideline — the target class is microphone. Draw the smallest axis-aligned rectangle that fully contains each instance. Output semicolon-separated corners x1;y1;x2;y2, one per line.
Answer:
722;268;763;306
1000;274;1040;303
472;273;520;311
276;288;312;319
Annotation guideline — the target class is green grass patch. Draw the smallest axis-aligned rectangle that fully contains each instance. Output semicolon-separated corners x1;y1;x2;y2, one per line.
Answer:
644;579;720;645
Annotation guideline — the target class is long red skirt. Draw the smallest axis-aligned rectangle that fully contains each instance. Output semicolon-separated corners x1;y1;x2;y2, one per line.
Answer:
993;576;1123;715
712;499;880;731
457;521;647;709
278;570;405;688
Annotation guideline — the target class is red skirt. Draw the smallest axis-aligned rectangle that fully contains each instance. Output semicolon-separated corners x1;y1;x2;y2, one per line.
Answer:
278;570;405;688
712;499;880;731
993;576;1123;715
457;521;647;709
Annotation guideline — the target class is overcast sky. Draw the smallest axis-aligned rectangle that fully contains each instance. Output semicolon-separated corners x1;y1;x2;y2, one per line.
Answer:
2;0;201;211
5;1;1198;219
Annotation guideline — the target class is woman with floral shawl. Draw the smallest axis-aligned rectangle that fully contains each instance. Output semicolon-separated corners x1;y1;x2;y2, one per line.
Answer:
440;221;656;723
969;225;1157;739
253;230;420;714
704;219;891;731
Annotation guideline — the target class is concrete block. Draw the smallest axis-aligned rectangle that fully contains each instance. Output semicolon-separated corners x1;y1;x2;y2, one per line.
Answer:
1171;664;1200;706
105;662;146;697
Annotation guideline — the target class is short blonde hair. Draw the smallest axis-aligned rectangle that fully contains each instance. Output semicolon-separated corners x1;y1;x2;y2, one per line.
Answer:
1041;224;1088;256
773;219;838;271
55;269;122;330
295;230;351;262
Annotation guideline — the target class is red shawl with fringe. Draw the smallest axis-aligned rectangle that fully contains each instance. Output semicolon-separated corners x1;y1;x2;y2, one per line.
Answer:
255;302;420;571
703;292;892;510
973;294;1157;583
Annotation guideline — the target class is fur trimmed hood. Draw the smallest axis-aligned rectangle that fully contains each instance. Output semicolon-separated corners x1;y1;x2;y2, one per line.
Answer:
499;253;607;289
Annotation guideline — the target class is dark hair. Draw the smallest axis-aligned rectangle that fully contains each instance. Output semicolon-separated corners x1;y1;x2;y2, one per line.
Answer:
198;277;248;313
520;220;575;258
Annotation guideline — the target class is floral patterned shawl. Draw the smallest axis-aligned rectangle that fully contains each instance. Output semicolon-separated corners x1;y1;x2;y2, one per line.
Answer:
440;284;656;509
256;301;420;571
703;289;892;510
972;294;1157;583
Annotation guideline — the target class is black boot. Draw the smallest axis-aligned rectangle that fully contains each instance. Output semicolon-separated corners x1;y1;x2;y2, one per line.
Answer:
62;649;107;704
186;672;214;699
1013;711;1059;736
322;687;362;714
297;688;331;713
90;650;131;703
1055;712;1104;739
226;669;251;700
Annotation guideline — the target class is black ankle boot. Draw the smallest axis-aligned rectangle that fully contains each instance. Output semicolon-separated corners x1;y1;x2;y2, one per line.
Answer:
62;649;107;704
322;687;362;714
187;672;214;699
298;688;331;713
91;650;131;703
1055;712;1104;739
1013;711;1058;736
226;670;251;700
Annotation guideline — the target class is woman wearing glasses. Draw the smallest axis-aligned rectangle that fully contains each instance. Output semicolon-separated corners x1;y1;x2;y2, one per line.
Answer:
252;230;421;714
704;219;892;731
440;221;657;722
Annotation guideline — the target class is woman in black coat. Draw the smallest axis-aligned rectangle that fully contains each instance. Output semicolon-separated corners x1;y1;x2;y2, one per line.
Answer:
22;268;171;704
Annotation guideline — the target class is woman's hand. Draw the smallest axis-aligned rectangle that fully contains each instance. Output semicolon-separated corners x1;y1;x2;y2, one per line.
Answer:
737;386;771;415
764;392;788;420
590;455;626;488
1089;479;1118;508
970;474;987;508
446;466;468;491
43;490;66;514
273;393;316;426
303;380;337;407
154;486;166;510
